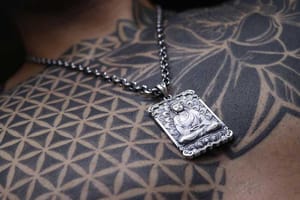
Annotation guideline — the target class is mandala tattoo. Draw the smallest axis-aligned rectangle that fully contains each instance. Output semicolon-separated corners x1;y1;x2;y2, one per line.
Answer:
0;0;300;199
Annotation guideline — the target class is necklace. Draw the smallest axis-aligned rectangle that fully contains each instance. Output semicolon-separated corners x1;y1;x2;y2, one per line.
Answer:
27;6;233;158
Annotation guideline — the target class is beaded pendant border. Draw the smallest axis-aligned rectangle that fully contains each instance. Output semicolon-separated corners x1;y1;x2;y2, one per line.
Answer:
148;90;233;158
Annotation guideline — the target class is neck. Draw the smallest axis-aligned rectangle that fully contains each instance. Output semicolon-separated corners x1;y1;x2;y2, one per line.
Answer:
16;0;134;58
5;0;156;90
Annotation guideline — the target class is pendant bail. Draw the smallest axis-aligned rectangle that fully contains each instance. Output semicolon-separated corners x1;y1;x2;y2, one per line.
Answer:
156;82;169;98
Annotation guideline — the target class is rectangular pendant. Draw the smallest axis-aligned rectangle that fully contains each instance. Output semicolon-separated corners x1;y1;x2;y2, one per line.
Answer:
148;90;233;159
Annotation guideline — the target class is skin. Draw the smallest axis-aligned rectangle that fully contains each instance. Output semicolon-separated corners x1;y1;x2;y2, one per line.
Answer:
1;0;300;199
5;0;134;89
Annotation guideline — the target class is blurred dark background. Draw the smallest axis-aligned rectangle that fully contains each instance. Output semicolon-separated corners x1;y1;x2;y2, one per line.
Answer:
0;10;25;88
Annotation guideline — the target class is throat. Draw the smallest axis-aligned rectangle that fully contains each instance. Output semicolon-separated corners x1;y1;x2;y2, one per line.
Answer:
5;0;138;91
16;0;134;59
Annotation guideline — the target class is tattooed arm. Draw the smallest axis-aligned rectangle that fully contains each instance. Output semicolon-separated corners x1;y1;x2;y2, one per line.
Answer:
0;0;300;199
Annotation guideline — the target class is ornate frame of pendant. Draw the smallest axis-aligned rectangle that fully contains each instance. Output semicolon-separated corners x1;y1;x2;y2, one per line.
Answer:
148;90;234;158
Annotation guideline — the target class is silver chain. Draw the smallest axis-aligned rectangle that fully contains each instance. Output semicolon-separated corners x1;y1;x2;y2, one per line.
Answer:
27;6;170;98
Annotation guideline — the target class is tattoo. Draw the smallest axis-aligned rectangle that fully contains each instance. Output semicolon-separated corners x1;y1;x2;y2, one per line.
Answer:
0;0;299;199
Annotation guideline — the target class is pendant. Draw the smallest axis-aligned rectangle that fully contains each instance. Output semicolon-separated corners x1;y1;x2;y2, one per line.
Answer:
148;90;233;159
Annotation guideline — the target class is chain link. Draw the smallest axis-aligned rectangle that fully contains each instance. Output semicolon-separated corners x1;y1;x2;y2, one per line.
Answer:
26;6;170;98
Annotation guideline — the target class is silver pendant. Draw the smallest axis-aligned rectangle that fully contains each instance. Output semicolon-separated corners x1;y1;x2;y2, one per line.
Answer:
148;90;233;158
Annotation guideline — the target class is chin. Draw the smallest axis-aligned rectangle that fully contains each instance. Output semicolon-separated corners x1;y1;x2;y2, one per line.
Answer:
150;0;229;11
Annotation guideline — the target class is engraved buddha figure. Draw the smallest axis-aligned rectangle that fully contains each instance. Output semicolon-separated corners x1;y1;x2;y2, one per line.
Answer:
170;102;221;144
